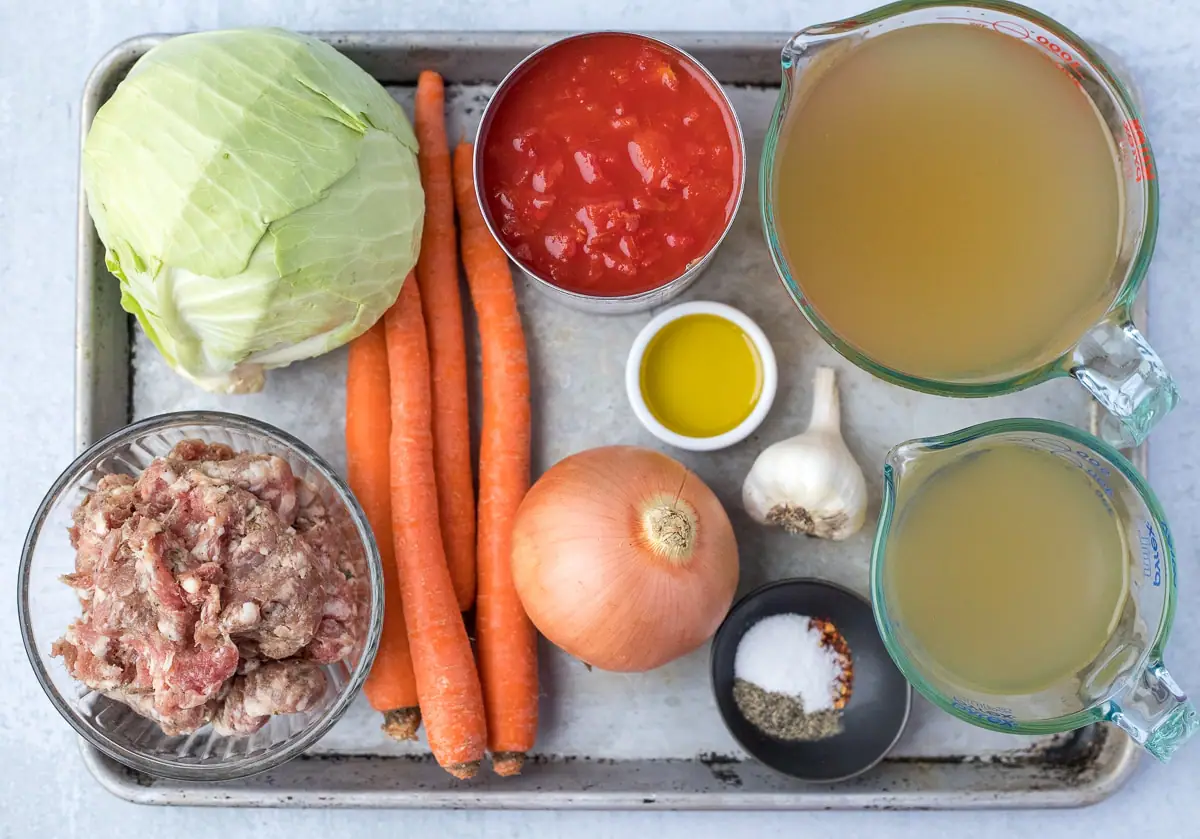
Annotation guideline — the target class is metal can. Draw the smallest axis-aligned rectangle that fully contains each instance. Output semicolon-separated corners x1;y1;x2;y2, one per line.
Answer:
473;31;747;314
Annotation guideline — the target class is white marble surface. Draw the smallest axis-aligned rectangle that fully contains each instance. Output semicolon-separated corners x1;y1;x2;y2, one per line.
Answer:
2;0;1197;836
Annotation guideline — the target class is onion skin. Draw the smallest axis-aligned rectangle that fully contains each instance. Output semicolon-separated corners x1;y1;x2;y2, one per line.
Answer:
511;446;739;672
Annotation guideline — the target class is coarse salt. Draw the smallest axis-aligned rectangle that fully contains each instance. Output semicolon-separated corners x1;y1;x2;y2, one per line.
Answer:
734;613;842;712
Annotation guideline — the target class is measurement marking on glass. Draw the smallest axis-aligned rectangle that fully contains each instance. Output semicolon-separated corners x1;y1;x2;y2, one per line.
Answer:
1123;119;1154;182
1139;521;1163;586
937;16;1087;90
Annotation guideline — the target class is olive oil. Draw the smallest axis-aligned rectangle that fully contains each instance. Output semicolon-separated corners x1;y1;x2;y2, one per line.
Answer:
773;23;1123;382
885;444;1130;695
640;313;762;438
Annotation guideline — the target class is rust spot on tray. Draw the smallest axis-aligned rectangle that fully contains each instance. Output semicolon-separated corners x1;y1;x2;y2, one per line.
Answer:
884;726;1110;785
699;752;744;787
118;763;158;788
297;753;437;766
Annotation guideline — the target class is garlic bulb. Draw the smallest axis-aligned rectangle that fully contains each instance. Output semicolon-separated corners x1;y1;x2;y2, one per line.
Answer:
741;366;868;540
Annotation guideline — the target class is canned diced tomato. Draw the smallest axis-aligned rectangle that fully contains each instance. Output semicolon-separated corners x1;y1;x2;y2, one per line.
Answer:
481;33;741;296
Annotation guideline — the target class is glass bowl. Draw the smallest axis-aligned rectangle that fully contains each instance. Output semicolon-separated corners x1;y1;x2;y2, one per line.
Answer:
18;411;384;781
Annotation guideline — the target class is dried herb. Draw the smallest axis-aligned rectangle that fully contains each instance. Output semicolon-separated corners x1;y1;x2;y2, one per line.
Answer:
733;678;843;742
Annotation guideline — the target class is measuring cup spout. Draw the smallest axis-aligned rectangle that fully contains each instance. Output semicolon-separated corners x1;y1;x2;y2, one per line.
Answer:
883;438;941;483
879;439;938;517
781;16;863;74
1108;662;1199;762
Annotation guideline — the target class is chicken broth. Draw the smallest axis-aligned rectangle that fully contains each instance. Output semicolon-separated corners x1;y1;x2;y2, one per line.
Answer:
772;23;1123;381
884;443;1130;695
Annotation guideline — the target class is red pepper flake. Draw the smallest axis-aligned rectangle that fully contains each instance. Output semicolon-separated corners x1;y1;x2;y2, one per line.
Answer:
810;617;854;710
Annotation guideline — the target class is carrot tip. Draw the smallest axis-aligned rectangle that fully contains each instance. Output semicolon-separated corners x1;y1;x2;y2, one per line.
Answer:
491;752;527;777
380;707;422;741
443;760;482;780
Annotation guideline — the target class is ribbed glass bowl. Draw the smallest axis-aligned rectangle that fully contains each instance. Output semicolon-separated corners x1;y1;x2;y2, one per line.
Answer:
18;411;384;781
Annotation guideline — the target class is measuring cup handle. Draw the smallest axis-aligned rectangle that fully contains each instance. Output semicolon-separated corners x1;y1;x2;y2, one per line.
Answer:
1071;316;1177;447
1108;661;1200;762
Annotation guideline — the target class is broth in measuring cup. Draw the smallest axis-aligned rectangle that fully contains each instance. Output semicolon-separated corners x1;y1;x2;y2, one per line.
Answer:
884;443;1130;695
772;23;1123;382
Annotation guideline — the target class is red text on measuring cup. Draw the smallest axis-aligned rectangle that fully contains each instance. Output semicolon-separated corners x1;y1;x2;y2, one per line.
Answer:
1123;119;1154;183
937;15;1156;183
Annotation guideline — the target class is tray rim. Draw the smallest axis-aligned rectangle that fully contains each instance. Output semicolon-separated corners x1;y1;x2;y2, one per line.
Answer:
74;29;1143;810
77;738;1137;810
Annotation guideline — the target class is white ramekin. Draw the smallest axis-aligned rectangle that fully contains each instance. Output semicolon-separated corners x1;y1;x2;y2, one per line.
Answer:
625;301;777;452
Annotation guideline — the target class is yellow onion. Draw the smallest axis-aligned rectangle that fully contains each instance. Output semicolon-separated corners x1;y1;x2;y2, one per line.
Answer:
511;445;739;672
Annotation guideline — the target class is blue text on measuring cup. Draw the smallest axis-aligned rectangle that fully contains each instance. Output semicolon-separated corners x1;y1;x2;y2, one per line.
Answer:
951;697;1017;729
1139;520;1163;586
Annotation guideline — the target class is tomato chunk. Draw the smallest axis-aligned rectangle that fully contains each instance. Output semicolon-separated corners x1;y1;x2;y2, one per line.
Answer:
481;33;741;296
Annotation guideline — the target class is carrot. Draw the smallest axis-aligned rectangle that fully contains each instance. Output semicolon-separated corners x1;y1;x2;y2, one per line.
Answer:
452;142;539;777
413;70;476;612
348;321;422;741
384;274;487;780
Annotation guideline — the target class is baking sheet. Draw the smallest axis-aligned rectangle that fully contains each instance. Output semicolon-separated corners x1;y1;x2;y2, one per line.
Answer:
76;32;1141;808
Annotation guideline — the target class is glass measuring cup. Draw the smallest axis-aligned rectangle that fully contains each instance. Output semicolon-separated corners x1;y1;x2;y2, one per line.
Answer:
870;418;1198;761
760;1;1177;447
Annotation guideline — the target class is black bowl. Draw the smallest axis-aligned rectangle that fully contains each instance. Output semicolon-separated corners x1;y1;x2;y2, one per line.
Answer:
710;578;911;782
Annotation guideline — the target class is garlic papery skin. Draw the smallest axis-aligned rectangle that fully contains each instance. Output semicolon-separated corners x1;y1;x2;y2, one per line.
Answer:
741;366;868;541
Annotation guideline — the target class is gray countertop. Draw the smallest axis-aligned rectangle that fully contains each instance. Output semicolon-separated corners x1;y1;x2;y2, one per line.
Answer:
2;0;1196;836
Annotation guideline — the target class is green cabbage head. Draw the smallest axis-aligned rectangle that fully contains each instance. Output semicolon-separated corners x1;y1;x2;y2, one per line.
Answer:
83;28;423;393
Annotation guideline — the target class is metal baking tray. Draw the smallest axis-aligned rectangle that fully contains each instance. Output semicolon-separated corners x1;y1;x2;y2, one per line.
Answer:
75;31;1144;809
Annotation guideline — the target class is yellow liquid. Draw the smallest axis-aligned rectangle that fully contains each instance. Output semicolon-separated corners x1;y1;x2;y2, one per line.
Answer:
773;24;1123;381
886;444;1129;695
640;313;762;437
